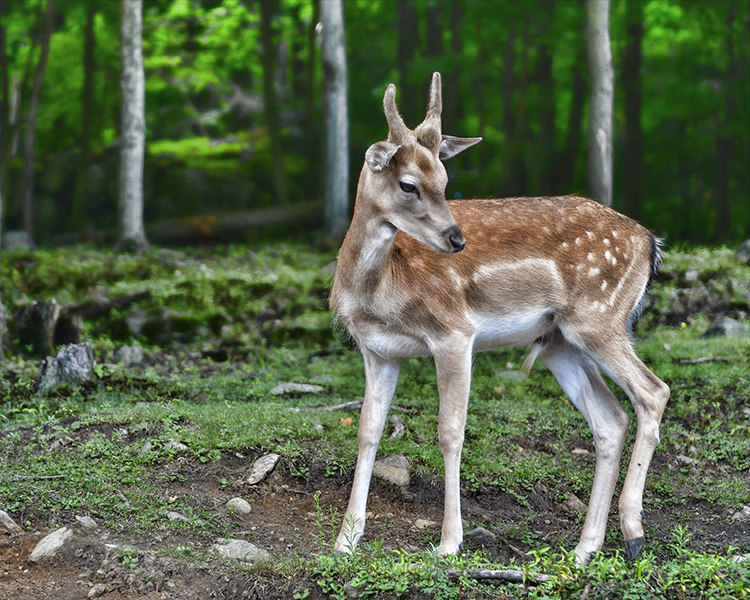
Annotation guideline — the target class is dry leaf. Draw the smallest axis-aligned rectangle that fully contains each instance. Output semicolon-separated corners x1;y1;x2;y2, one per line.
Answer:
340;417;353;426
493;385;504;393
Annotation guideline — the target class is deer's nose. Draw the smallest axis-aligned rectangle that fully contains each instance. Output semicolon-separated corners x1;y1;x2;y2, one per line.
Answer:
446;225;466;253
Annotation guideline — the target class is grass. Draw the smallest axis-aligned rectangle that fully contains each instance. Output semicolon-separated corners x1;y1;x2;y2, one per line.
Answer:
1;241;749;598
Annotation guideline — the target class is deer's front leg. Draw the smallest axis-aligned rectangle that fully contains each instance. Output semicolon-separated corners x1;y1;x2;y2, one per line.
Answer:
334;350;401;554
433;337;473;555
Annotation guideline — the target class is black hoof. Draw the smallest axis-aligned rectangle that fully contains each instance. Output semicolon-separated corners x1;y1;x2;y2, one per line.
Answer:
625;536;645;560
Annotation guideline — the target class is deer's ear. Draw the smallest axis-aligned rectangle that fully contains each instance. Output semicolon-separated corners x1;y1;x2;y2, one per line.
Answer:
365;142;401;172
439;135;482;161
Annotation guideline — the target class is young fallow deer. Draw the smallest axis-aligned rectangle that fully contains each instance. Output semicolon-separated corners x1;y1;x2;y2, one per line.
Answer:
329;72;670;564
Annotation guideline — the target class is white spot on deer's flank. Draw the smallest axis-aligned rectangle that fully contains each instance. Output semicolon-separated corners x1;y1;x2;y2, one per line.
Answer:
612;257;617;266
612;230;618;237
588;267;600;277
577;264;583;271
586;231;594;239
562;241;568;249
603;238;610;246
605;250;612;261
587;253;595;261
575;237;581;245
601;280;608;291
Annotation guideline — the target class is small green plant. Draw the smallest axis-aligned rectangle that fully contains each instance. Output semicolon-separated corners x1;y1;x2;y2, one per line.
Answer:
120;547;139;572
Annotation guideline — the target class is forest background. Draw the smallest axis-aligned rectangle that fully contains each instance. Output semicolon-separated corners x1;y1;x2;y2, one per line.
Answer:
0;0;748;248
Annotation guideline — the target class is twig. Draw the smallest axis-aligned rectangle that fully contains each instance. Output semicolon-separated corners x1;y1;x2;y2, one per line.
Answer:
445;568;549;585
679;356;735;365
285;400;363;413
0;473;67;480
501;537;527;560
388;414;405;440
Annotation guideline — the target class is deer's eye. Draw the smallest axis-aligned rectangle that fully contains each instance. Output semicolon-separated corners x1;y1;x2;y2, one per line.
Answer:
399;181;418;194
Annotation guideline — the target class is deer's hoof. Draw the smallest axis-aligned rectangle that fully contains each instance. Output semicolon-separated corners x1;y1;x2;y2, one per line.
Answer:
625;536;645;560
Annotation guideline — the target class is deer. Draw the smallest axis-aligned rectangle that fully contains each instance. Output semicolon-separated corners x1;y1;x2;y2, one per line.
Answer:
329;72;670;565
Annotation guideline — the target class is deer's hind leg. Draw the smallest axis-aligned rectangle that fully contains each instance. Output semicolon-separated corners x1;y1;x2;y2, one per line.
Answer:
540;337;631;564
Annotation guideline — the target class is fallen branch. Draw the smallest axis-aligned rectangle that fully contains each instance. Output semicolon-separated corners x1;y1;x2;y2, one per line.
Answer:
445;568;549;585
0;473;67;480
285;400;363;413
679;356;736;365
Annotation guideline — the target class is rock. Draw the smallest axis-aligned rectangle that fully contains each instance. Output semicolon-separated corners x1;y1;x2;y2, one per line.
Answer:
464;526;497;551
496;370;528;382
28;527;73;562
564;493;588;514
164;440;188;452
736;239;750;265
226;498;252;515
373;455;410;487
167;512;188;522
703;317;750;338
0;510;22;534
3;230;35;250
37;342;96;392
730;505;750;522
344;580;361;598
388;414;405;440
114;345;144;367
676;454;696;466
247;453;280;484
269;382;325;396
75;515;98;529
88;583;107;598
212;539;270;562
140;441;153;454
414;519;437;530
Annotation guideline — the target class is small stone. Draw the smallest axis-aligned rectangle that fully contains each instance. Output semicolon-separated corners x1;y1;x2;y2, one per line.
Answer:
212;539;270;562
28;527;73;562
571;448;590;455
247;453;280;485
736;239;750;265
167;512;188;522
730;505;750;522
113;346;144;367
75;515;98;529
226;498;252;515
464;526;497;550
676;454;696;466
0;510;22;534
564;493;588;514
140;441;153;454
88;583;107;598
269;382;325;396
372;455;410;488
414;518;437;530
164;440;188;452
703;317;750;338
496;370;528;382
345;581;361;598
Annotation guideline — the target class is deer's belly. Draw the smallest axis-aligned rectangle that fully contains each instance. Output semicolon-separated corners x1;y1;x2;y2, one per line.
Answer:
471;309;554;352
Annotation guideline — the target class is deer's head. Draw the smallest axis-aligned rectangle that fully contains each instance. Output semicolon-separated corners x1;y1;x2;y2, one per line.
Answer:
362;72;481;254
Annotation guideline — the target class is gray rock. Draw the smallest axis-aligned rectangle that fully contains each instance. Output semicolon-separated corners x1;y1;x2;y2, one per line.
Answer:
703;317;750;338
140;441;153;454
344;580;361;598
114;345;144;367
3;230;35;250
372;455;410;488
736;239;750;265
212;539;270;562
164;440;188;452
226;498;252;515
269;382;325;396
37;343;96;392
0;510;22;534
88;583;107;598
167;511;188;522
247;453;280;484
730;505;750;522
564;493;588;514
28;527;73;562
75;515;98;529
464;526;497;551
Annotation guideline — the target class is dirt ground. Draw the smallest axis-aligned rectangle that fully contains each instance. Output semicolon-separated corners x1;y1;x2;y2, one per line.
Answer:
1;449;748;600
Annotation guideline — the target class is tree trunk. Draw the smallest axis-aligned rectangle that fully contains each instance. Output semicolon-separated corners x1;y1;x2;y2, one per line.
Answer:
259;0;288;206
20;0;55;242
715;0;736;241
443;0;464;138
535;0;556;194
305;0;320;191
117;0;148;252
320;0;349;238
0;0;9;206
69;3;97;233
397;0;419;127
558;33;586;193
586;0;614;207
622;0;644;220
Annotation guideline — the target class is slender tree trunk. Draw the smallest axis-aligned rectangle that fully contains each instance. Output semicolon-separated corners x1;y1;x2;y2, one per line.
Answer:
305;0;319;191
535;0;556;194
622;0;644;220
397;0;419;127
558;33;586;193
0;0;9;206
443;0;463;138
260;0;288;206
69;3;97;233
586;0;614;206
320;0;349;238
21;0;54;241
715;0;736;241
117;0;148;252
